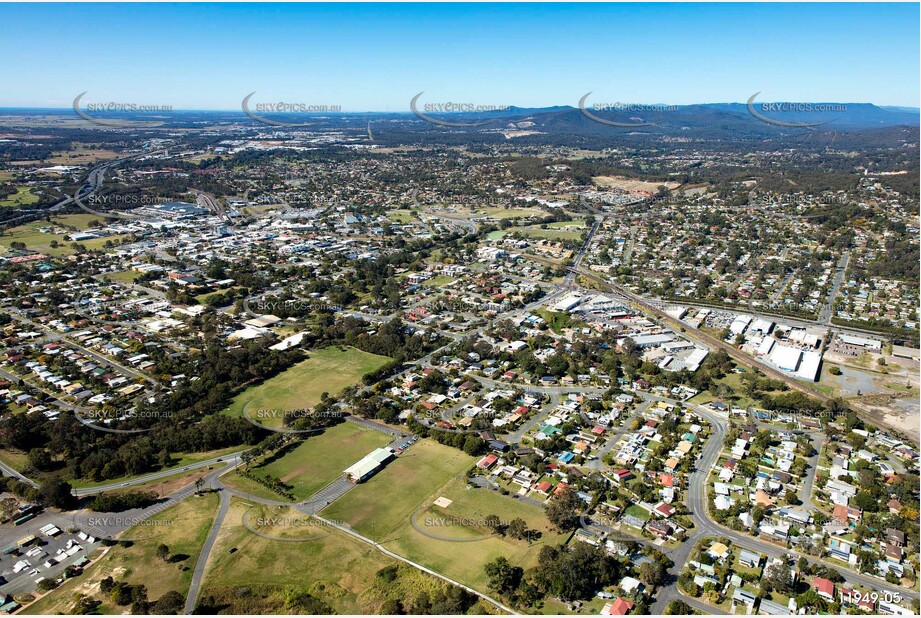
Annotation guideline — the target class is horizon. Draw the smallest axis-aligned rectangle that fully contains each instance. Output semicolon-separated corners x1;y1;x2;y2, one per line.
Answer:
2;100;919;114
0;3;918;110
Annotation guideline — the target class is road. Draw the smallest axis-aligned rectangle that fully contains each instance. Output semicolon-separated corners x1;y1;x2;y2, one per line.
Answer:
72;453;242;496
820;251;851;325
505;392;560;443
670;405;916;606
184;488;231;614
646;402;917;612
0;458;39;488
562;216;601;288
0;306;155;386
1;150;161;228
649;405;728;614
797;432;825;510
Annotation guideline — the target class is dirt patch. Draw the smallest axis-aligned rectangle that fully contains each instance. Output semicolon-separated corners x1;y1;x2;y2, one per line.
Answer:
112;469;210;498
851;399;920;446
592;175;680;192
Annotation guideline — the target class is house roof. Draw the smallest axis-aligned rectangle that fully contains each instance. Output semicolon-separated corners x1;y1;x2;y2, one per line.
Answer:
708;542;729;557
476;454;498;468
813;577;835;596
608;598;634;615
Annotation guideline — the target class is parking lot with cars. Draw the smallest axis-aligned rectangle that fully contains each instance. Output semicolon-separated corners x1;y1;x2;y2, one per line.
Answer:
0;511;101;597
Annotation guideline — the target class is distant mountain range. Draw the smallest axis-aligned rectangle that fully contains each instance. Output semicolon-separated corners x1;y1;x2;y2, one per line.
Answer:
3;102;917;129
1;102;916;149
447;102;919;131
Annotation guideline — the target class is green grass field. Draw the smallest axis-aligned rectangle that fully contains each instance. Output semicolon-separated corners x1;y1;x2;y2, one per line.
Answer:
103;270;145;283
0;448;29;473
320;439;474;539
423;275;455;287
535;308;586;334
386;209;418;223
0;186;39;208
22;492;220;615
512;220;586;241
624;504;651;522
199;498;499;614
0;214;130;256
385;476;567;592
476;206;545;219
223;422;392;501
222;346;390;429
687;371;758;408
199;497;394;614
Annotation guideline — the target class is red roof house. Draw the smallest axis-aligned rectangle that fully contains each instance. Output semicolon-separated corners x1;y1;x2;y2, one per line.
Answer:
603;598;635;615
476;454;498;469
813;577;835;601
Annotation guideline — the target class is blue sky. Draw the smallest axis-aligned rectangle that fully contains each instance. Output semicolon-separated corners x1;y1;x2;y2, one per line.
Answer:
1;3;918;110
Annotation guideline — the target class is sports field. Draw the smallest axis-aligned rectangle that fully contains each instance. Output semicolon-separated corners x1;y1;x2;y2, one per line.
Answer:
385;476;566;591
0;214;129;256
319;440;474;539
513;220;586;241
386;209;417;223
222;422;392;501
222;346;390;429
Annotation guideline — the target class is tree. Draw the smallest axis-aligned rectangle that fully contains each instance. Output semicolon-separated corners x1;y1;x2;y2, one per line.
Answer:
71;593;102;614
545;487;583;531
150;591;184;615
462;435;484;456
156;544;170;562
507;518;528;540
532;543;620;601
484;556;522;595
37;579;59;592
38;477;77;510
0;497;19;521
484;514;504;535
194;478;205;494
379;599;403;615
664;600;693;614
763;562;793;595
638;560;667;588
28;448;52;471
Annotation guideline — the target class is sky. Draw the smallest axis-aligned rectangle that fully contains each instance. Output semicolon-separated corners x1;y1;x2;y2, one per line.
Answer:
1;3;918;111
